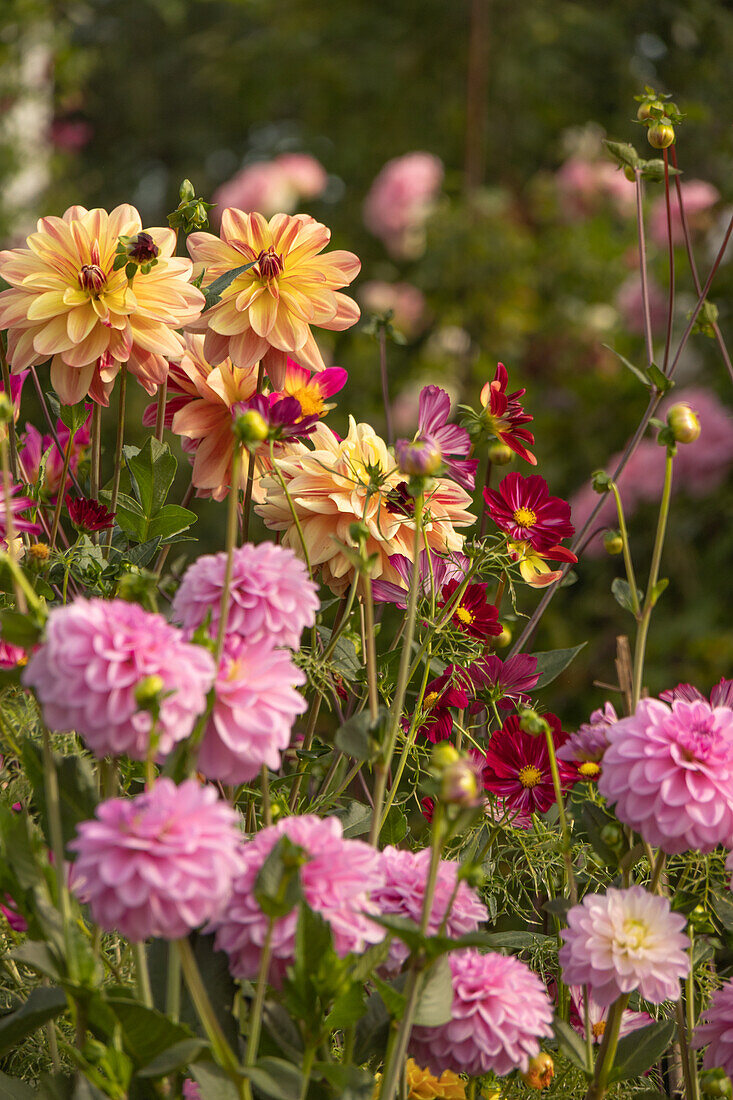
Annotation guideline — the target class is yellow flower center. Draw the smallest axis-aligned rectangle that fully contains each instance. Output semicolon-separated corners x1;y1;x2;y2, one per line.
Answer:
518;764;542;788
621;917;649;952
78;263;107;295
423;691;440;709
456;606;474;625
579;761;601;778
591;1020;606;1040
255;246;284;282
286;383;324;418
513;506;537;527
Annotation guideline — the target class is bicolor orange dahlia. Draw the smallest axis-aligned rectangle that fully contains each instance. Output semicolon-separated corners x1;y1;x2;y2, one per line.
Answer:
186;210;360;387
0;205;204;404
255;417;474;594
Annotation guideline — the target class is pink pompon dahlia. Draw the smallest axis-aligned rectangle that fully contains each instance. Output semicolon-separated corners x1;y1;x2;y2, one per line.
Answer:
479;363;536;465
23;598;215;761
171;541;319;649
198;636;307;785
69;779;242;941
483;472;574;553
409;949;553;1078
372;847;487;976
480;714;576;817
363;152;444;260
187;210;360;388
559;885;689;1006
210;815;384;985
0;476;40;539
694;978;733;1076
598;697;733;854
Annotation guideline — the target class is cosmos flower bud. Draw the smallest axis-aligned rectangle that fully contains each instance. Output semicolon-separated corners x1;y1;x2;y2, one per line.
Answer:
519;708;550;738
520;1052;554;1090
233;408;269;447
430;741;461;772
591;469;612;493
440;759;479;806
487;442;514;465
395;434;442;477
603;530;624;555
667;402;701;444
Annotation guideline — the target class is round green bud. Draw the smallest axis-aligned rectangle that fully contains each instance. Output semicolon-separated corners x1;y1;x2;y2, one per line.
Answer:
623;165;637;182
430;742;460;771
637;100;663;122
603;530;624;556
518;708;550;738
440;760;479;806
134;674;165;709
600;823;625;852
667;402;701;444
233;409;269;446
647;121;675;149
487;442;514;466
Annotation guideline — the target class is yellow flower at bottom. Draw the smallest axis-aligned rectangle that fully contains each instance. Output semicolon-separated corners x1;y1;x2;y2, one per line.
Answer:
406;1059;466;1100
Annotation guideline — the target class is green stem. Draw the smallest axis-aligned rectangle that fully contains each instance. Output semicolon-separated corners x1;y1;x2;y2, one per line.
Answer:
583;994;630;1100
379;656;431;830
682;932;701;1100
41;728;74;972
261;765;272;827
0;438;26;613
90;402;102;504
217;445;243;662
245;917;275;1068
166;940;181;1022
609;482;640;618
49;429;74;551
362;577;380;724
133;940;153;1009
543;722;577;906
631;448;674;707
269;440;313;582
299;1047;316;1100
288;695;322;812
105;365;127;554
154;377;167;443
242;363;264;541
177;937;242;1078
0;341;19;481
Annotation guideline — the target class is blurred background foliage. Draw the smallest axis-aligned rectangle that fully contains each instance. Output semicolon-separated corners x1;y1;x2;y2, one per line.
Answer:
2;0;733;723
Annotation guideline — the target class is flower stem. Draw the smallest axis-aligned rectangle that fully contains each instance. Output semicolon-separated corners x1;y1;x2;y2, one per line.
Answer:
154;378;167;443
90;401;102;504
268;440;313;582
609;482;640;619
583;994;629;1100
133;940;153;1009
105;364;127;554
362;576;380;724
543;722;577;906
166;940;181;1022
661;149;675;372
29;367;83;496
0;436;27;613
0;341;19;481
634;170;655;369
41;728;74;975
216;444;243;662
288;694;322;812
177;936;242;1079
49;429;74;551
379;657;431;830
244;917;275;1071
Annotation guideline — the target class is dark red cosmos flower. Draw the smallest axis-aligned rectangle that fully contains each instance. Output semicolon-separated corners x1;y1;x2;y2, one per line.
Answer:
411;664;471;744
479;362;536;465
479;714;577;818
65;496;115;533
483;472;574;553
439;579;502;642
468;653;540;711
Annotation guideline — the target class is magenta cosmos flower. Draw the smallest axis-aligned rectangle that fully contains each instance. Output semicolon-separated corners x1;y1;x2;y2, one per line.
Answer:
372;550;469;609
0;476;40;539
171;541;319;650
414;385;477;491
409;949;553;1078
598;697;733;854
694;978;733;1076
479;363;536;465
69;779;243;941
412;664;471;744
23;598;215;761
480;715;576;818
372;847;487;975
198;636;307;785
211;815;384;986
483;472;574;553
559;885;689;1007
468;653;539;711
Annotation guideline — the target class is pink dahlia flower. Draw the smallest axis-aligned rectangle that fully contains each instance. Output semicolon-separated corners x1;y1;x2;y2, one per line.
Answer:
598;697;733;854
212;154;327;221
372;847;488;975
69;779;243;941
559;885;689;1006
23;598;215;761
198;636;307;784
0;476;40;539
409;949;553;1078
661;678;733;709
694;978;733;1075
171;541;319;650
363;152;444;259
211;815;384;985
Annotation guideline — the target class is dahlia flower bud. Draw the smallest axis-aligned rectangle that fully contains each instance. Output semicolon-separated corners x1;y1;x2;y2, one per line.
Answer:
648;121;675;148
637;99;663;121
667;402;701;444
603;530;624;555
520;1052;554;1090
487;442;514;465
591;469;612;493
233;408;269;447
430;742;461;771
440;759;479;806
395;434;443;477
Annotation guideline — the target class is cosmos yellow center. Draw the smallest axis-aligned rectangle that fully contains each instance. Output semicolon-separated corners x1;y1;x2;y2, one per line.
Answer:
423;691;440;708
579;761;601;778
518;765;542;788
286;385;324;418
456;606;474;625
591;1021;606;1040
513;506;537;527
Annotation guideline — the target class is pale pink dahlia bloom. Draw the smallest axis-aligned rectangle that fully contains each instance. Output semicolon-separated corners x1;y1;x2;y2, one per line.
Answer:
559;886;689;1006
372;847;488;975
598;697;733;854
171;541;319;649
69;779;242;941
23;598;215;761
198;636;307;784
694;978;733;1075
211;815;384;985
409;949;553;1078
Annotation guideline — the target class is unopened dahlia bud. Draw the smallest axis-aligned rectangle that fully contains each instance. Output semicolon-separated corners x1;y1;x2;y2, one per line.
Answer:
430;742;461;771
179;179;196;203
78;264;106;294
519;708;550;738
591;469;612;493
233;408;269;447
134;674;165;712
520;1052;554;1090
637;99;663;122
647;121;675;148
603;530;624;556
440;759;479;806
701;1069;733;1098
395;435;442;477
487;442;514;465
667;402;701;444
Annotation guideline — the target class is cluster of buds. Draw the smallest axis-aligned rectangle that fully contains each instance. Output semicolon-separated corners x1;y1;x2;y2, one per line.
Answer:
168;179;214;234
113;232;160;281
634;86;683;149
429;742;481;808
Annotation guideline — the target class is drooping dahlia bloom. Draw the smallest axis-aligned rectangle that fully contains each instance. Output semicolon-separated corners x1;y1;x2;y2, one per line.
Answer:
198;636;307;785
478;363;536;465
171;541;319;649
438;578;501;642
480;715;576;817
598;697;733;854
23;598;215;761
414;385;478;491
409;949;554;1078
557;701;616;779
567;985;652;1045
363;152;444;259
0;205;204;404
483;472;575;553
373;847;487;975
559;885;689;1006
0;476;40;540
255;418;474;595
65;495;115;533
661;678;733;709
372;550;469;609
69;779;242;941
210;815;384;985
694;978;733;1076
468;653;539;711
187;210;360;387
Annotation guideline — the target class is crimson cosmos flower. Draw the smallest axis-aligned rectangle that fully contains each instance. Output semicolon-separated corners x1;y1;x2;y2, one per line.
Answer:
468;653;540;711
439;579;502;642
479;362;536;464
480;714;577;817
411;665;471;743
483;472;574;553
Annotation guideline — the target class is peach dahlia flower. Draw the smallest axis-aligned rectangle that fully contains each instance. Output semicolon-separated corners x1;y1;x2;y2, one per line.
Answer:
255;417;474;594
186;210;360;388
0;205;204;405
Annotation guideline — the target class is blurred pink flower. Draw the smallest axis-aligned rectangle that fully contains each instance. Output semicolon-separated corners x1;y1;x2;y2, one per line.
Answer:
70;779;242;941
559;885;689;1006
18;414;90;501
0;476;40;540
0;895;27;933
50;117;93;153
694;977;733;1076
0;640;26;668
363;152;444;259
359;281;428;338
649;179;720;249
567;985;652;1044
212;154;328;221
616;274;668;335
556;156;636;219
409;949;553;1078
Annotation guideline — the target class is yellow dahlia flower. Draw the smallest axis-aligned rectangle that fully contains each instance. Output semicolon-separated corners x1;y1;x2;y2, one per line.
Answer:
255;417;474;594
0;205;204;404
405;1059;466;1100
186;210;360;387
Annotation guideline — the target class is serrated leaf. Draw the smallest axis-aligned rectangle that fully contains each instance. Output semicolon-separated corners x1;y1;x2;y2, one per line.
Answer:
531;643;587;688
147;504;197;541
553;1017;590;1073
611;577;643;614
609;1018;676;1082
124;438;177;518
334;802;373;839
603;140;642;169
380;805;408;845
203;262;257;311
0;987;68;1055
59;402;89;435
335;710;377;761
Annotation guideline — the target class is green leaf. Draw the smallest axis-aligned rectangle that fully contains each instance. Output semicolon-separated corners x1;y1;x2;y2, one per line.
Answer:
611;577;643;614
137;1038;208;1078
0;987;68;1055
106;996;195;1068
553;1017;590;1074
713;893;733;932
0;610;42;649
633;1091;670;1099
334;710;377;761
127;538;162;569
602;345;651;388
353;991;390;1064
334;802;373;839
178;934;240;1050
147;504;197;541
9;940;62;981
575;800;628;866
371;976;406;1020
255;837;304;920
603;140;642;169
641;158;681;182
645;363;675;394
650;578;669;606
413;956;453;1026
531;643;587;688
324;981;367;1030
203;261;257;311
20;741;98;851
247;1058;303;1100
349;938;391;983
314;1063;374;1100
379;805;408;845
190;1062;241;1100
59;402;89;435
126;438;177;516
609;1018;676;1082
0;1070;37;1099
